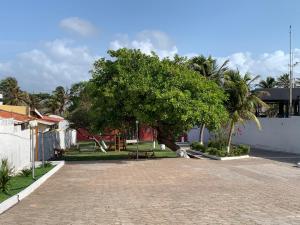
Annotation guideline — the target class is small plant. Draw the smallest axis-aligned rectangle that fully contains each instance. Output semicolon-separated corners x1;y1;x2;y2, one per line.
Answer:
207;139;226;149
190;142;206;152
0;158;14;193
43;161;52;168
20;168;32;177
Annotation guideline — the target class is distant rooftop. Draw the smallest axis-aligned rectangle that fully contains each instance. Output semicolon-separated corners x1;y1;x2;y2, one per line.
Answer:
256;88;300;101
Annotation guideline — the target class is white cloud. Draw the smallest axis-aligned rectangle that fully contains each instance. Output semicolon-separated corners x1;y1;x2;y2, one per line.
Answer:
0;62;11;73
217;49;300;80
0;39;99;92
60;17;98;37
109;30;178;58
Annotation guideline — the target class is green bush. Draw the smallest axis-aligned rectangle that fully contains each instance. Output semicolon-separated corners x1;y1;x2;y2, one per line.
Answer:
207;139;226;149
205;144;250;157
206;147;227;157
231;145;250;156
0;159;14;193
190;142;206;152
238;144;250;155
20;168;32;177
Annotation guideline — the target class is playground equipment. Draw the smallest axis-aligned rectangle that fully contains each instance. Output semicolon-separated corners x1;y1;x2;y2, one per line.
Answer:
77;128;127;151
91;136;107;153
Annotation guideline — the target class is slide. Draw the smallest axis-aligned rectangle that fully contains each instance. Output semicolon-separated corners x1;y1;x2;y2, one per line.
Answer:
91;136;107;153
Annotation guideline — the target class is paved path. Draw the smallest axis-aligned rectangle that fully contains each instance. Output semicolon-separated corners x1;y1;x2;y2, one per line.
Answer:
1;156;300;224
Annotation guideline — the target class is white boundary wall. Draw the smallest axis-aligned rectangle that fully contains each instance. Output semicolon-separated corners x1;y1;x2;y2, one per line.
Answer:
187;126;210;143
187;117;300;154
0;119;74;171
0;119;31;171
232;117;300;154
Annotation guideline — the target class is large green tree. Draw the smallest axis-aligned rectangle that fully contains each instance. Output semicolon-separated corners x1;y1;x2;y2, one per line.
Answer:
89;49;228;151
224;70;268;153
67;82;96;129
188;56;228;144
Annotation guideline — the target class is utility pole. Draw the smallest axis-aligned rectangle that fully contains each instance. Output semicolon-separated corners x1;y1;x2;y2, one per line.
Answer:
289;25;293;117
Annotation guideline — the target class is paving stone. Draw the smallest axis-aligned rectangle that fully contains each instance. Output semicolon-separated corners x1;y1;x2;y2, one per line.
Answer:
1;157;300;224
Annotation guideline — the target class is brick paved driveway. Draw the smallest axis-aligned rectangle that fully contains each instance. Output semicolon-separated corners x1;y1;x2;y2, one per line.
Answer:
1;156;300;225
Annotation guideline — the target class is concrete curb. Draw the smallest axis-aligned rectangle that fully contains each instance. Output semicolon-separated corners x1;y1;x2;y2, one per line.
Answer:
0;161;65;214
202;153;250;160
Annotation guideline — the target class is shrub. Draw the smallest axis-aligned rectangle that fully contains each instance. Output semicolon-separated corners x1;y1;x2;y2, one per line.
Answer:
238;144;250;155
231;144;250;156
207;139;226;149
190;142;206;152
205;145;250;157
0;159;14;193
206;147;227;157
43;161;52;168
20;168;32;177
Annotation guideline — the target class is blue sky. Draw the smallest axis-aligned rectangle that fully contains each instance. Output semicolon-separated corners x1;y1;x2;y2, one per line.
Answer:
1;0;300;91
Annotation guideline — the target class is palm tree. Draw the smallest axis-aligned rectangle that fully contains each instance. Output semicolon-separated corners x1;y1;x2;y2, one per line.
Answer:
47;86;69;116
189;56;228;85
276;73;290;88
224;70;268;153
257;76;276;88
189;56;228;144
0;77;28;105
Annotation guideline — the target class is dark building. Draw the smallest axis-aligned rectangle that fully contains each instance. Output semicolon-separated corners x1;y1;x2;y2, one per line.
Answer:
257;88;300;117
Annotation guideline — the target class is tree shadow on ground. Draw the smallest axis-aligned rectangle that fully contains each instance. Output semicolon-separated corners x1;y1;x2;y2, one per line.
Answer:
250;148;300;165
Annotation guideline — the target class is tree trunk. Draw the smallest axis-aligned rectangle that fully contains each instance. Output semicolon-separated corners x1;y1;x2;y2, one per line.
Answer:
227;120;235;154
156;126;180;151
199;124;205;145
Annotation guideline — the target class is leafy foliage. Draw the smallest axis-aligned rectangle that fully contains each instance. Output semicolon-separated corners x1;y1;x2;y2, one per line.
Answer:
0;77;28;105
89;48;228;150
190;142;206;152
42;161;52;168
257;76;277;88
20;168;32;177
188;55;228;85
0;159;14;193
276;73;290;88
205;144;250;157
224;70;268;152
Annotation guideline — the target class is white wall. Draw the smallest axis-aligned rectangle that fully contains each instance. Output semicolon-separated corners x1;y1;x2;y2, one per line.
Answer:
0;119;31;171
187;117;300;154
0;119;64;171
187;126;210;143
232;117;300;154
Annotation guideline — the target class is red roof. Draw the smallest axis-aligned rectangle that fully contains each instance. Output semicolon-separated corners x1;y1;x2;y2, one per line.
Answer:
42;115;64;123
0;110;33;123
0;110;63;125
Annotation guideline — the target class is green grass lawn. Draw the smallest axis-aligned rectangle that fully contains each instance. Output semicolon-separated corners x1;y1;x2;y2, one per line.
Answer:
64;141;176;161
0;165;55;203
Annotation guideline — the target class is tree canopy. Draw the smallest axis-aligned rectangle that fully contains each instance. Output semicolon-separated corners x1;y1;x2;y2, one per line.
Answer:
0;77;28;105
224;70;268;152
89;48;228;150
257;76;277;88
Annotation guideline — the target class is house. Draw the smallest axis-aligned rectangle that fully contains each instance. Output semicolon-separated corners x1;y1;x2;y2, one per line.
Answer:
0;102;76;170
256;88;300;117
